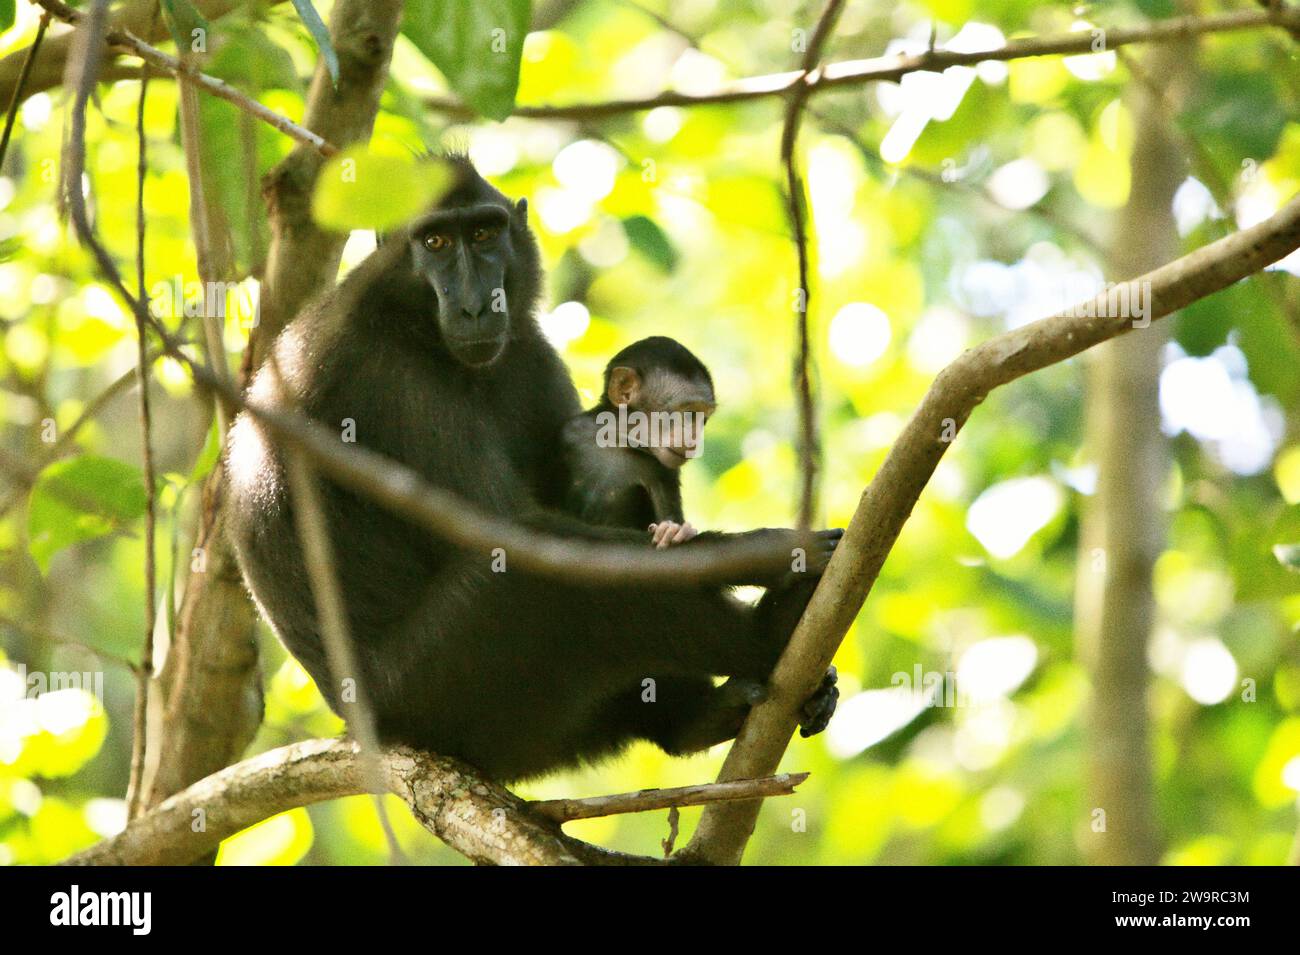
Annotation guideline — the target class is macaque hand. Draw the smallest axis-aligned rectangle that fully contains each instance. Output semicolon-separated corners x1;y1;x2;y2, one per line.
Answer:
647;521;699;549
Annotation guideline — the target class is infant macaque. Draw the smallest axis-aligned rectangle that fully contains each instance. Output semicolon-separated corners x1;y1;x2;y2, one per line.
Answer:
561;336;715;548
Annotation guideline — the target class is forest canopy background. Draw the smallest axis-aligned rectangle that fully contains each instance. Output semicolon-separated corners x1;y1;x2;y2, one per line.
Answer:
0;0;1299;866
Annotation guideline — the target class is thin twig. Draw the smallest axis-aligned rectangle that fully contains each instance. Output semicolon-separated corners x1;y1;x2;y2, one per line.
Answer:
423;8;1300;121
614;0;701;46
782;0;846;529
0;362;147;518
174;36;234;434
0;613;138;672
35;0;336;155
661;806;680;856
281;445;389;808
125;50;157;822
0;12;51;169
530;772;809;823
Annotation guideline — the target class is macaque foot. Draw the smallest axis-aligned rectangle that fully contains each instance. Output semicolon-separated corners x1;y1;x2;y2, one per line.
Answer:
648;520;699;549
658;677;768;755
798;665;839;738
719;676;768;707
771;527;843;588
807;528;844;574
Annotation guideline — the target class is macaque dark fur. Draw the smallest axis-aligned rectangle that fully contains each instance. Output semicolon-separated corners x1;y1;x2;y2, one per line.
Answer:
226;157;837;782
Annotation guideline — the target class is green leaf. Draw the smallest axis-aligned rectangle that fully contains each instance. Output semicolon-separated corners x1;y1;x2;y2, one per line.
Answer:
311;147;453;232
403;0;531;121
188;418;223;485
28;456;148;573
290;0;339;86
622;215;678;272
1134;0;1175;16
0;0;15;34
1274;544;1300;574
160;0;210;56
206;21;301;92
1190;71;1287;162
195;26;303;276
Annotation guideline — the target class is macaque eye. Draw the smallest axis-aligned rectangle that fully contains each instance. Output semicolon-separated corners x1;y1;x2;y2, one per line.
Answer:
424;233;451;251
472;226;501;243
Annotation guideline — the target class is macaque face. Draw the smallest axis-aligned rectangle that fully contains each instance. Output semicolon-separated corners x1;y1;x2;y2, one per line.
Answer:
606;366;715;470
647;399;712;469
407;198;524;369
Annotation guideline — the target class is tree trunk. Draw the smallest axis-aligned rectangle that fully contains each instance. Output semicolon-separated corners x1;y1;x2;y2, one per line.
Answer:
140;0;405;809
1074;39;1189;866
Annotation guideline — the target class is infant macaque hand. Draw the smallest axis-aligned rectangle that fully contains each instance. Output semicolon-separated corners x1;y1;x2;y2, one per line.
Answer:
647;521;699;549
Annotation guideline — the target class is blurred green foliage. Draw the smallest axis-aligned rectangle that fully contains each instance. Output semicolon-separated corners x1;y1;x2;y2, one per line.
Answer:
0;0;1298;866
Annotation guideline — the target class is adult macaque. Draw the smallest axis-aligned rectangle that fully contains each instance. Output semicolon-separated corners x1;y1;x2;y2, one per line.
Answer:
226;157;839;781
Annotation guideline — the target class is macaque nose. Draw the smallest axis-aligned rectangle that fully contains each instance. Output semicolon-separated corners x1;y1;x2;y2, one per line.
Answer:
459;288;488;322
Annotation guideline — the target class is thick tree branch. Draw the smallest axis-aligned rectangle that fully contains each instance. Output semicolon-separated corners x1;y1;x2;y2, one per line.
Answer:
424;8;1300;120
67;739;811;865
66;739;664;866
255;0;402;350
681;183;1300;866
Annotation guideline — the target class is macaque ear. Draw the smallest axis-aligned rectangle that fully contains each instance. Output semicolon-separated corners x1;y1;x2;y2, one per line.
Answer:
606;366;641;406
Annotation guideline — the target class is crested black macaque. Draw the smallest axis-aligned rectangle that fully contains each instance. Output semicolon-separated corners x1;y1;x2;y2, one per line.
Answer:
226;156;840;782
560;336;838;744
562;335;715;547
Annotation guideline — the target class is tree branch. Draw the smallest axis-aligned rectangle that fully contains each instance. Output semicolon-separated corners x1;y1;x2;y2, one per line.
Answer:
783;0;846;528
0;0;285;105
124;54;157;822
65;739;664;866
424;8;1300;120
681;180;1300;866
32;0;336;156
254;0;402;350
0;11;49;170
530;772;809;823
